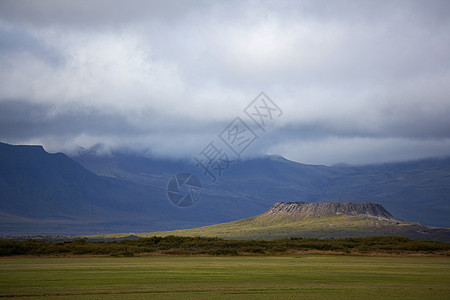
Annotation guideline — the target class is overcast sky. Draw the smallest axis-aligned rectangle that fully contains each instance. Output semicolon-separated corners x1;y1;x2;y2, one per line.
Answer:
0;0;449;165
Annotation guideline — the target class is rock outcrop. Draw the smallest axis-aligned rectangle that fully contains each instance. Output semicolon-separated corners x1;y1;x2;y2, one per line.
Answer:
265;201;396;220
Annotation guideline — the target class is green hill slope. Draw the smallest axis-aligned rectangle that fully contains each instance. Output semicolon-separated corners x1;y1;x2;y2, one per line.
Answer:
135;215;449;242
96;202;450;242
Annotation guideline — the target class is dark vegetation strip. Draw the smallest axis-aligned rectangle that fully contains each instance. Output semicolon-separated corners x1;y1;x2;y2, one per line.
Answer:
0;236;449;257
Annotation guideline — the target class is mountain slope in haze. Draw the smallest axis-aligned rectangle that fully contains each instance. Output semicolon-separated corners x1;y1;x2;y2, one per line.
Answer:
0;143;149;218
0;142;209;235
72;149;450;228
129;202;450;242
1;142;287;235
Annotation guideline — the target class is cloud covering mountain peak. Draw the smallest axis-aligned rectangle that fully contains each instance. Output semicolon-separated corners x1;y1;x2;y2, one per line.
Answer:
1;0;449;165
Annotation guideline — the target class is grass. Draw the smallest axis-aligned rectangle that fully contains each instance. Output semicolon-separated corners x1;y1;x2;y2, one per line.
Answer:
0;255;449;299
89;214;450;242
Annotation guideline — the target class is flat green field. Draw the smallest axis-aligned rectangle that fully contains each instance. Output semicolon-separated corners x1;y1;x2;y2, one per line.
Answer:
0;255;449;299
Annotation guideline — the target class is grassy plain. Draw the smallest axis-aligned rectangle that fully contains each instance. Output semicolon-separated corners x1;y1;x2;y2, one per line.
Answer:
1;255;449;299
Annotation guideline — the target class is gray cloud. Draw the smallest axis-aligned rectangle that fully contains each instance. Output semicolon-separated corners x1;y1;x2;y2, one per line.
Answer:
0;0;449;165
0;0;211;27
0;27;63;65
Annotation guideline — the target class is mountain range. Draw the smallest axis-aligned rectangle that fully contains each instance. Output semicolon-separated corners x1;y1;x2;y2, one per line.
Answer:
0;141;449;236
71;146;450;228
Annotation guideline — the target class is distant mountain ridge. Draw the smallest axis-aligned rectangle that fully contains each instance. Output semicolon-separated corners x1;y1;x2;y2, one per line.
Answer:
72;148;450;228
1;141;450;236
265;202;395;220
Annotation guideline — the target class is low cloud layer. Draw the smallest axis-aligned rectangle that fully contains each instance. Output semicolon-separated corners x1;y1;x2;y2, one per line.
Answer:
1;0;449;165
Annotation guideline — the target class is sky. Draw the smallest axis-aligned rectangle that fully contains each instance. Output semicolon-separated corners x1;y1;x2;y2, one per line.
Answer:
0;0;449;165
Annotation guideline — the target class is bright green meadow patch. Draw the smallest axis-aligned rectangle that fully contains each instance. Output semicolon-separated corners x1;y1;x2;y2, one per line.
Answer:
0;255;449;299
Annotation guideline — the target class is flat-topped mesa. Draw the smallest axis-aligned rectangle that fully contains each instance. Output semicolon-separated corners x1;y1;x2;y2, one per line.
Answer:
265;201;396;220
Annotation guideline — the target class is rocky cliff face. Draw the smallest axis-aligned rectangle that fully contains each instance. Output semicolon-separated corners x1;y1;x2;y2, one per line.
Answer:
265;202;396;220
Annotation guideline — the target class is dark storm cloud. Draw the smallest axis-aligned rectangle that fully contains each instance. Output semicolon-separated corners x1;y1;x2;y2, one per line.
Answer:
0;0;449;164
0;27;63;65
0;100;227;157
